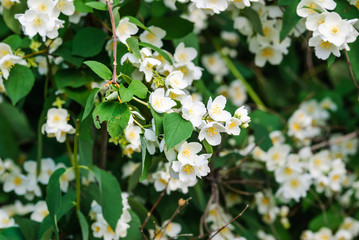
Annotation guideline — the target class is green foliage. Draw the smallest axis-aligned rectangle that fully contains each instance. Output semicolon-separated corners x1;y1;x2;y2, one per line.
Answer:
55;69;95;89
148;17;194;40
164;112;193;150
84;61;112;80
85;1;107;10
347;40;359;81
280;0;301;41
128;79;148;99
45;168;66;240
242;7;263;35
77;211;89;240
139;42;173;65
82;88;100;121
125;16;151;32
140;135;152;182
4;65;35;105
335;0;359;19
89;165;123;231
2;35;22;49
72;27;107;57
126;37;142;59
2;0;27;34
122;211;141;239
13;216;40;240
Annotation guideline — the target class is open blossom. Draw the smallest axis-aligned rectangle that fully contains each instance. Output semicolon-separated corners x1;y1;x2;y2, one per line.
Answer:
191;0;228;14
165;70;188;89
207;95;231;122
276;174;312;202
41;108;75;143
234;106;251;128
174;42;197;65
198;121;226;146
0;54;27;79
139;57;161;82
54;0;75;16
116;17;139;44
225;117;241;135
177;141;202;163
149;88;176;113
140;26;166;48
181;95;206;128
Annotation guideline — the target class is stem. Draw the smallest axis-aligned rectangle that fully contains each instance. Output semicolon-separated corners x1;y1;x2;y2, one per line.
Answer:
23;49;48;59
73;120;81;211
344;50;359;90
133;118;145;129
65;138;74;166
106;0;118;84
212;40;266;110
133;96;149;107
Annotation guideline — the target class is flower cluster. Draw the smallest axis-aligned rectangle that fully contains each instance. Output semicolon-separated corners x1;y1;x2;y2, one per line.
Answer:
297;0;359;60
15;0;75;41
90;194;132;240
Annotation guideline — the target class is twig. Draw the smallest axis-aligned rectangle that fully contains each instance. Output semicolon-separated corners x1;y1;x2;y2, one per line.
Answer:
311;130;359;151
344;49;359;90
23;49;48;59
140;183;169;239
155;198;191;239
192;205;249;240
106;0;118;84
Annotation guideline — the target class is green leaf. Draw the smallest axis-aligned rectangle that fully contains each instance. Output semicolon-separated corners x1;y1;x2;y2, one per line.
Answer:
149;104;165;135
37;216;53;240
128;197;157;229
328;54;336;67
119;84;134;102
252;123;272;151
0;227;24;240
139;42;173;65
124;16;151;32
2;34;22;50
84;61;112;80
127;164;141;192
242;7;263;35
56;41;84;68
55;69;95;89
85;1;107;10
77;211;89;240
122;211;141;240
79;116;94;165
46;168;66;240
107;104;131;138
164;112;193;150
0;117;19;159
14;216;40;240
250;110;284;132
4;65;35;105
2;0;27;34
335;0;359;19
72;27;107;57
64;87;91;107
74;0;94;13
89;165;123;231
202;139;213;155
128;79;148;99
92;101;130;129
82;88;100;121
139;135;152;182
148;17;194;40
126;37;142;59
309;209;344;231
347;40;359;81
280;0;301;42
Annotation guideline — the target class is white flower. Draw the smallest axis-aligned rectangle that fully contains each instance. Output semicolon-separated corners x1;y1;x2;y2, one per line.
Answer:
122;161;140;179
165;70;188;89
275;165;302;183
149;88;176;113
116;17;139;44
265;144;291;171
0;54;27;79
162;220;182;238
305;12;328;32
0;43;13;58
35;55;48;75
276;174;311;202
41;108;75;143
175;62;202;85
181;95;206;128
308;35;340;60
177;141;202;163
234;16;253;36
27;0;55;14
318;12;352;47
54;0;75;16
192;0;228;14
234;106;251;128
0;210;15;229
198;122;226;146
202;53;228;79
174;42;197;65
124;124;142;147
228;80;247;106
140;26;166;48
314;228;333;240
339;217;359;236
308;150;331;178
207;95;231;122
225;117;241;135
296;0;326;18
16;10;55;40
30;201;49;222
139;57;162;82
3;172;27;195
57;164;75;192
255;45;283;67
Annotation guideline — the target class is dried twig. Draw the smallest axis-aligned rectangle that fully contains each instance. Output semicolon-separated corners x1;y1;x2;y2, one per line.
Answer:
106;0;118;84
344;49;359;90
311;130;359;151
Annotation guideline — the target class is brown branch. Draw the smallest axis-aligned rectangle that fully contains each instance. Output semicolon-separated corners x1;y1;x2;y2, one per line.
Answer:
140;183;169;239
310;130;359;151
106;0;118;84
344;49;359;90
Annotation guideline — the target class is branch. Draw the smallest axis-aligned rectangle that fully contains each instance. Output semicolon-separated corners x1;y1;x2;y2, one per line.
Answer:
311;130;359;151
344;49;359;90
106;0;118;84
140;183;169;239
